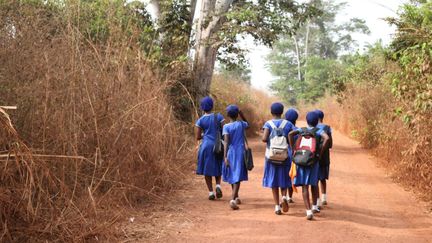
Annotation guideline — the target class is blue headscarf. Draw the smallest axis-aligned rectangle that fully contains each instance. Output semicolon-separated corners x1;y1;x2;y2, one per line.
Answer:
285;108;299;125
226;104;239;117
271;102;284;115
306;111;319;127
314;109;324;120
200;96;213;112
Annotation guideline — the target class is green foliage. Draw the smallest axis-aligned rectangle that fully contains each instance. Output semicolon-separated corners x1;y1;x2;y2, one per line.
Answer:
327;1;432;200
267;0;370;104
269;56;340;104
155;0;192;68
387;0;432;54
332;42;390;94
218;61;252;85
66;0;191;70
224;0;319;47
302;56;339;101
387;1;432;124
329;1;431;126
217;0;320;70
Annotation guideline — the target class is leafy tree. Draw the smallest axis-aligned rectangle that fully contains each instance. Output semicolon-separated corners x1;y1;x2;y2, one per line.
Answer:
217;61;252;84
12;0;321;105
386;0;432;123
267;0;370;104
188;0;319;98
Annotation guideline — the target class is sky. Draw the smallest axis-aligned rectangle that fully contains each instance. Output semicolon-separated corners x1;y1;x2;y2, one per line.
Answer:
248;0;408;92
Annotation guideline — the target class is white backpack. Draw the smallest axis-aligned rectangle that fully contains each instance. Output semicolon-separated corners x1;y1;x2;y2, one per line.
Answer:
265;120;289;163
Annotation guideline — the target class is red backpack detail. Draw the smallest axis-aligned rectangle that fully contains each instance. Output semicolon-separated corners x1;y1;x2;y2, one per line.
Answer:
293;128;320;167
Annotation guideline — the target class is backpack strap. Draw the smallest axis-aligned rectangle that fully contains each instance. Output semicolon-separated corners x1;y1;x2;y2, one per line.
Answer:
299;127;319;137
243;127;249;149
213;113;220;130
268;120;277;129
300;127;308;134
279;120;288;129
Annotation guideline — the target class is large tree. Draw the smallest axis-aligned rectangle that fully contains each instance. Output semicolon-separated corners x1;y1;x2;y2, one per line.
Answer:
148;0;318;98
267;0;370;104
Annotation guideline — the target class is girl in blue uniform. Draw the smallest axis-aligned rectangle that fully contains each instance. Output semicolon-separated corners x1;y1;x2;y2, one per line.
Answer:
195;96;224;200
284;108;299;203
222;105;249;210
314;109;333;206
288;112;330;220
262;102;294;215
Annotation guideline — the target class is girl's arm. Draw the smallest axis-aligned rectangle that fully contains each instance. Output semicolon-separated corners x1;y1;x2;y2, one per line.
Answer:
262;128;270;143
328;128;333;149
224;134;230;167
239;110;249;128
195;126;202;141
320;132;330;159
220;115;225;127
288;130;300;150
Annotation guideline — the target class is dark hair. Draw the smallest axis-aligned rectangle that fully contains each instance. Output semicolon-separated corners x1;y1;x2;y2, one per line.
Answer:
226;104;239;119
315;109;324;120
228;113;239;119
200;96;214;112
306;111;319;127
271;102;284;115
285;108;299;125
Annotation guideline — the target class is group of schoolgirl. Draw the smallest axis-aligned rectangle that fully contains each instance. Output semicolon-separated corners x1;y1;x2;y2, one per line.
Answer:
195;96;332;220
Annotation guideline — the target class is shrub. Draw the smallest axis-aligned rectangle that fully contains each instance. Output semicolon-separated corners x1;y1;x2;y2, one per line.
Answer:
0;1;192;241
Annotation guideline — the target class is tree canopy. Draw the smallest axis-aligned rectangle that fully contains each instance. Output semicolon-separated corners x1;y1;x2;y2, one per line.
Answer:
266;0;370;104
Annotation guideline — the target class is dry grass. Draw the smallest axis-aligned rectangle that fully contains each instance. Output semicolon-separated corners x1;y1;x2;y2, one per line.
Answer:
210;76;277;135
318;86;432;203
0;2;193;241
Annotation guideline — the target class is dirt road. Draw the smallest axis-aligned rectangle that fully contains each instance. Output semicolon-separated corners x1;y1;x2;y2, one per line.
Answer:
156;129;432;242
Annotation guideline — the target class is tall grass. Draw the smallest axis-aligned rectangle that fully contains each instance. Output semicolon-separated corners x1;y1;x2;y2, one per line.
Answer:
210;76;277;135
0;1;192;241
319;89;432;202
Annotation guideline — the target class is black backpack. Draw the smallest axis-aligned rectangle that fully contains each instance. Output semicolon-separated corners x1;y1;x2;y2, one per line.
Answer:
212;114;224;160
293;128;321;167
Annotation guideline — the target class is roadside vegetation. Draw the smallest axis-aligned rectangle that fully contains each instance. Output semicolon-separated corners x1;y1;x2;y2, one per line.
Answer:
1;0;430;241
328;1;431;200
0;0;295;241
270;1;432;202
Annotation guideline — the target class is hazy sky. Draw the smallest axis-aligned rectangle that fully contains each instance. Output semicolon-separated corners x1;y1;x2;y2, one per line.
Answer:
248;0;407;92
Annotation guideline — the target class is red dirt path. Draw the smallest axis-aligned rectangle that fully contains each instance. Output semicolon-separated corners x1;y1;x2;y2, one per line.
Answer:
125;128;432;242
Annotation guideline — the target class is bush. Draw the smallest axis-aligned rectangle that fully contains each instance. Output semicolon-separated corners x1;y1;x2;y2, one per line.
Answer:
0;1;192;241
322;7;432;201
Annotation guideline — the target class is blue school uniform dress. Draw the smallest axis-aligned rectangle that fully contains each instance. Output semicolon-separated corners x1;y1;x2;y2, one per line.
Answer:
195;113;224;176
317;123;332;180
222;121;249;184
293;127;324;187
262;119;294;188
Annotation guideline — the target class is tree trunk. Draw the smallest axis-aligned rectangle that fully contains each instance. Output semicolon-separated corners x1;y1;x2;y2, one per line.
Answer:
304;20;310;68
194;42;219;97
192;0;233;98
292;35;305;93
188;0;198;28
150;0;161;20
292;36;302;81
